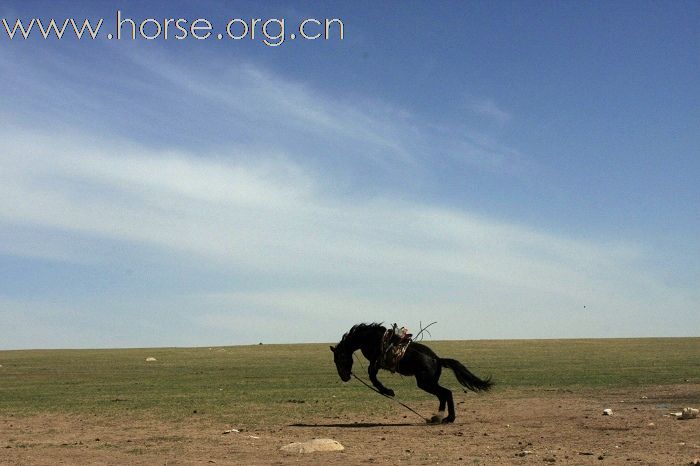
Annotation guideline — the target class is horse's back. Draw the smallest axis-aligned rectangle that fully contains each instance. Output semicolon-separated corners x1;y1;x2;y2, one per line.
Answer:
397;341;440;376
409;341;440;357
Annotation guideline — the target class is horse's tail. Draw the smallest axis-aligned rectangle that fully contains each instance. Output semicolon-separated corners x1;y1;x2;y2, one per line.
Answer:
440;358;493;392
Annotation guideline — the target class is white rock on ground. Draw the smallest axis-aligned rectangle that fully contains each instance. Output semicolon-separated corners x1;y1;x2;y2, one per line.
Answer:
145;357;157;362
280;438;344;453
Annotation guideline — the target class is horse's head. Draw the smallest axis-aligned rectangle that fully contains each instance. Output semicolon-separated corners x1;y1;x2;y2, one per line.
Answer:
329;344;353;382
330;323;384;382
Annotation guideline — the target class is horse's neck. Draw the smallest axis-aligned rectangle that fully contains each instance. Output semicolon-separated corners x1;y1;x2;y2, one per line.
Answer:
344;336;363;352
349;327;383;353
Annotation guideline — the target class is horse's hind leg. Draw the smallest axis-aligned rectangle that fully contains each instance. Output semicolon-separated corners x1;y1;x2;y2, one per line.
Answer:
441;386;455;423
416;375;456;423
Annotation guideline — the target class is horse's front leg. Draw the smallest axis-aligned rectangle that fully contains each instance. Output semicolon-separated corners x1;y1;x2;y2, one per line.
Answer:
368;361;394;397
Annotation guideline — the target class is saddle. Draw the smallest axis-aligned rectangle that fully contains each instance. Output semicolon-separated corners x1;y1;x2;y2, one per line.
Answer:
379;323;412;372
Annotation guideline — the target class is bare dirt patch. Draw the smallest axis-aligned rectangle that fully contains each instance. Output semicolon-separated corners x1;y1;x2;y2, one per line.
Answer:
1;384;698;465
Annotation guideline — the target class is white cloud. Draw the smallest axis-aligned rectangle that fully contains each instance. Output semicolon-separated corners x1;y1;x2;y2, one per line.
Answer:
0;130;615;292
1;128;695;347
468;98;512;124
1;50;526;188
125;53;417;168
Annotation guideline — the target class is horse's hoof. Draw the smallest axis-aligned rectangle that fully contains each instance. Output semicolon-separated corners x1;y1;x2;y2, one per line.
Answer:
441;416;455;424
384;389;395;397
427;415;442;424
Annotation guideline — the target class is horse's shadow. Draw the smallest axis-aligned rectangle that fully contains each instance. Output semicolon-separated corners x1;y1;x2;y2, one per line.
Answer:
289;422;417;428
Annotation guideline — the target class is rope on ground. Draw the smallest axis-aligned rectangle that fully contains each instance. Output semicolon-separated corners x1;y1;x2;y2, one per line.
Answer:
350;372;428;422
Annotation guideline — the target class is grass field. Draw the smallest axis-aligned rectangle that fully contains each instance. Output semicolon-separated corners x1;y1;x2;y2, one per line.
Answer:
1;338;698;426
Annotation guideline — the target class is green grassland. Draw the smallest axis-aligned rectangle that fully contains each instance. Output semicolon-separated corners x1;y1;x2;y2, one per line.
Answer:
1;338;698;425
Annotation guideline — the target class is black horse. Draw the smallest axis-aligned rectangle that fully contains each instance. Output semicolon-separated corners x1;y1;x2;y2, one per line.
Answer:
330;323;492;423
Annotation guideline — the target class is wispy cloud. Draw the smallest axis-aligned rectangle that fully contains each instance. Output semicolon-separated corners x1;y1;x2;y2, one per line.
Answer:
1;47;527;189
1;126;694;347
0;129;619;287
468;97;512;124
123;52;417;169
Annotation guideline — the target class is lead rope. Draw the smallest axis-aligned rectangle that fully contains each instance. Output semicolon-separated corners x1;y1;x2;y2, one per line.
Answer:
350;352;428;423
350;372;428;422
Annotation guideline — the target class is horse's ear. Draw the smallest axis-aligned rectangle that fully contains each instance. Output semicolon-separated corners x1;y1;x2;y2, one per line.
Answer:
329;345;335;353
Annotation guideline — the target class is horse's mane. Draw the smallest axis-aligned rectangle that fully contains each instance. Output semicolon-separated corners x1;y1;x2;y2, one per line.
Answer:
339;322;384;346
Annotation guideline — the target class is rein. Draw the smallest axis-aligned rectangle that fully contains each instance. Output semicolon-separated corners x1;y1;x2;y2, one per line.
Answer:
350;371;428;422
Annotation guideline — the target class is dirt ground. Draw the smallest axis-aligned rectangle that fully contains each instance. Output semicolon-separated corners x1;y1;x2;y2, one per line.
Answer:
1;384;698;465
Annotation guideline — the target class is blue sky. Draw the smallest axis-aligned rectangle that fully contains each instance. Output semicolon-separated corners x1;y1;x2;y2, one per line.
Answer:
1;1;698;349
